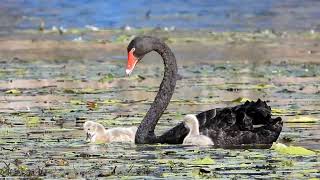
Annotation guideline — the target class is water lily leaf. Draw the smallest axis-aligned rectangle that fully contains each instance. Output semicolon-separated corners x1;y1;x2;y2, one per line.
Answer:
271;143;316;156
70;100;85;105
232;97;251;103
80;88;98;94
63;89;77;93
102;99;122;104
272;108;298;116
192;156;215;165
98;73;114;83
272;108;288;115
253;84;274;89
157;159;188;165
25;117;40;127
17;165;28;172
64;88;101;94
286;116;317;123
45;159;69;166
281;160;295;167
5;89;21;95
171;99;210;105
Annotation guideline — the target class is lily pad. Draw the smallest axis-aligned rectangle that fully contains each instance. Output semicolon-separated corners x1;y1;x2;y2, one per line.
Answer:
232;97;252;103
252;84;274;89
98;73;114;83
70;100;85;105
271;143;316;156
192;156;215;165
272;108;288;115
5;89;21;95
25;117;40;127
63;88;101;94
102;99;122;105
286;116;317;123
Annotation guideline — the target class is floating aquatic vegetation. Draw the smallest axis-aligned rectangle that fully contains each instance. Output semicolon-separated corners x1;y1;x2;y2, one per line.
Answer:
102;99;123;105
5;89;21;95
45;159;69;167
280;160;295;167
24;116;40;127
232;97;252;103
70;99;85;105
252;84;275;90
63;88;102;94
271;108;301;116
192;156;215;165
98;73;114;83
272;108;288;115
286;116;318;123
271;143;316;156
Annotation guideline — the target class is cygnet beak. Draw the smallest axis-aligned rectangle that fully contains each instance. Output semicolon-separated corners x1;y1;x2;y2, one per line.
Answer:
86;132;92;141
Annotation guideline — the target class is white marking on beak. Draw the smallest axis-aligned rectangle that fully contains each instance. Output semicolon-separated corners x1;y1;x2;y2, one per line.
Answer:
126;69;132;76
126;59;138;76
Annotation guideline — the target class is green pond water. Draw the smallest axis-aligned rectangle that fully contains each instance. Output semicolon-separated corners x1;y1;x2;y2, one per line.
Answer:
0;56;319;178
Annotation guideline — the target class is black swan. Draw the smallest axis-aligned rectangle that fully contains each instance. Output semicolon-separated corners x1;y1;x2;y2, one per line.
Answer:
125;36;283;147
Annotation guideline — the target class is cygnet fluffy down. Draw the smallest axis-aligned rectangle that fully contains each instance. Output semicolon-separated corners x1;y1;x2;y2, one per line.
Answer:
183;114;214;146
83;121;137;143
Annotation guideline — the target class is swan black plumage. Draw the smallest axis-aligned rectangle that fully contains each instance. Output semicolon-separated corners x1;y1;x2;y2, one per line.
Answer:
125;36;283;147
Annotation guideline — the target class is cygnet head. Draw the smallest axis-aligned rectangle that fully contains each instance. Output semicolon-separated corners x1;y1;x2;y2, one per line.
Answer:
183;114;198;129
83;121;105;141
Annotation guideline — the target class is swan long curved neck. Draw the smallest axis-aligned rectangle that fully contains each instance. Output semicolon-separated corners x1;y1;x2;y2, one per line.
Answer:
135;39;177;144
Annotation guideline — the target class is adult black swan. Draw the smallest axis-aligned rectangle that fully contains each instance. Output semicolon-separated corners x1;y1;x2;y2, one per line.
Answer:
126;36;283;147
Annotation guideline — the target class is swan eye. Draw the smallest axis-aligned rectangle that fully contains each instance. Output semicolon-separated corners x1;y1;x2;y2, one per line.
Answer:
131;48;135;52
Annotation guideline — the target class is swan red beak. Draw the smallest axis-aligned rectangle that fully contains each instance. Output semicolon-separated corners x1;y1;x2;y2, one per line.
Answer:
126;49;138;76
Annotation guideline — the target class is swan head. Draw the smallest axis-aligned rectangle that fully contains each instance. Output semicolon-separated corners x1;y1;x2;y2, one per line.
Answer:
83;121;106;141
126;36;159;75
183;114;198;129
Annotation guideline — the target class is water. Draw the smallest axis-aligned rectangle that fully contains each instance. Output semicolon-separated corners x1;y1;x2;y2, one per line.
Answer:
1;0;320;31
0;1;319;178
0;56;319;178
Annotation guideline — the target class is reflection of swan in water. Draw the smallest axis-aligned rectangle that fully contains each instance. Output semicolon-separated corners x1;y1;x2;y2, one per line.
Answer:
183;114;214;146
83;121;137;143
125;36;283;147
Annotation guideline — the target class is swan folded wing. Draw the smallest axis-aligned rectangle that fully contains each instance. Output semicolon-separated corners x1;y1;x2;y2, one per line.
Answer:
200;99;283;147
233;99;272;126
158;100;282;147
